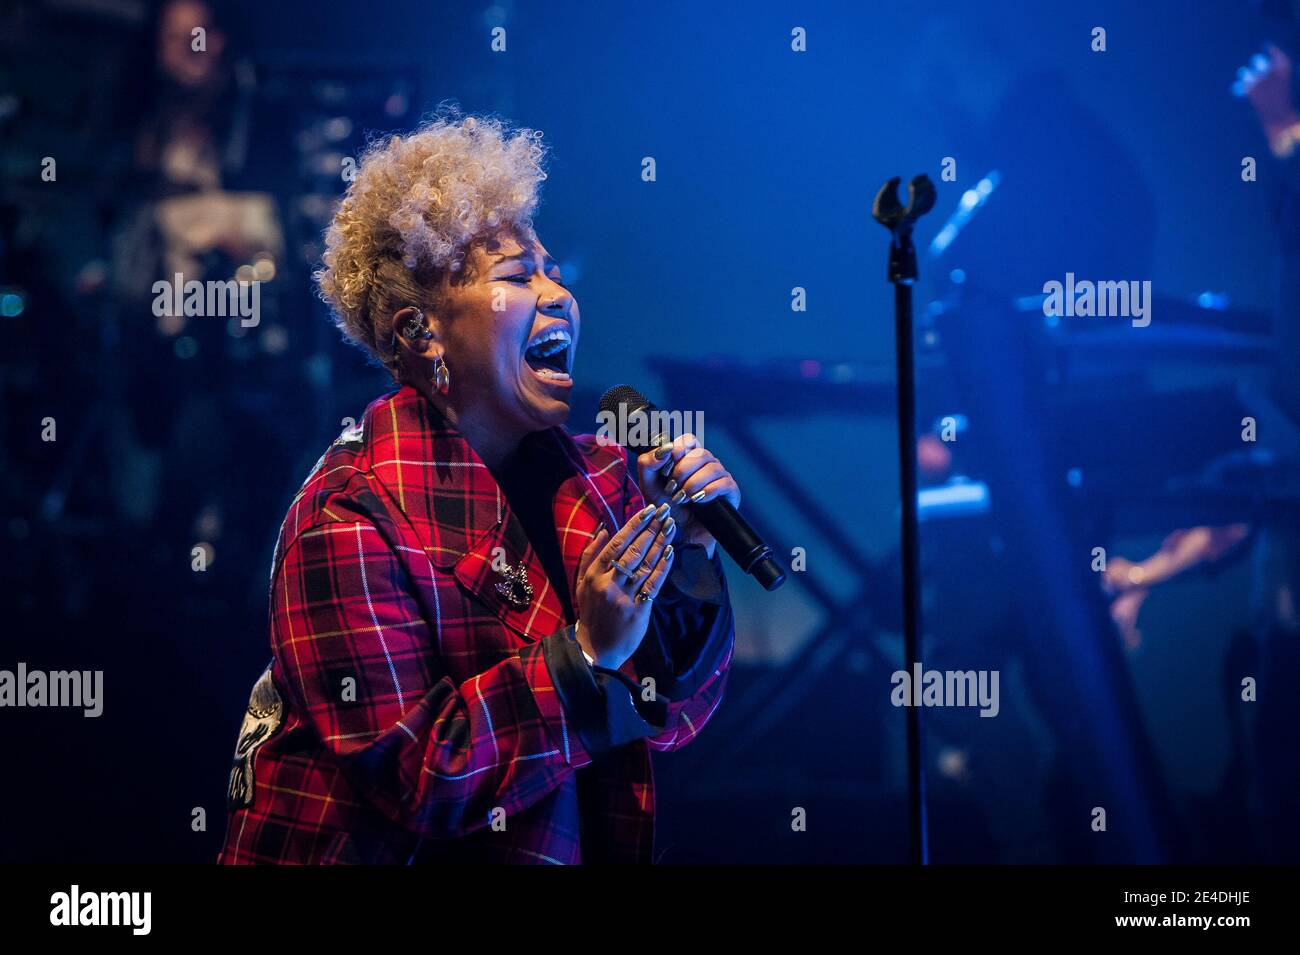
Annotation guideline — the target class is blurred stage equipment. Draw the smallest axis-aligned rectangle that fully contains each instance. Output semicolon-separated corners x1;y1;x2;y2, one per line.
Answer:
923;288;1281;864
928;171;1000;258
1000;290;1284;529
252;51;421;440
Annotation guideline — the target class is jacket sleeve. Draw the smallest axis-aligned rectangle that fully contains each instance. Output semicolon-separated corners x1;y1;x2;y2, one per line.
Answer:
614;469;736;752
269;517;668;841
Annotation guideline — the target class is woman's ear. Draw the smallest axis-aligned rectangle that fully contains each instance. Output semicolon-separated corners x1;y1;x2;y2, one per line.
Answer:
391;306;437;359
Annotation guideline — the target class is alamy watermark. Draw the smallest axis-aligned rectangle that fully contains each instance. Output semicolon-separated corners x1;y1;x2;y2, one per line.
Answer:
891;662;1000;717
1043;272;1151;327
1;663;103;717
50;886;150;935
152;273;260;327
595;405;704;449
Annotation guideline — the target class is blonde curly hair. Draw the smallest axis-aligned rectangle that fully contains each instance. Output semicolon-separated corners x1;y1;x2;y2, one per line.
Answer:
314;108;549;377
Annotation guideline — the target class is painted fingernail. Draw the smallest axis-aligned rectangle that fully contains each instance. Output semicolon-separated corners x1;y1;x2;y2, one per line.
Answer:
664;479;678;496
639;504;656;522
663;517;676;537
664;544;674;561
654;502;671;521
653;445;672;460
671;490;687;506
690;490;707;503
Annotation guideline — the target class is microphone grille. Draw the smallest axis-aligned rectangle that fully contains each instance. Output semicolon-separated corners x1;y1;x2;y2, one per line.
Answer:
599;384;652;417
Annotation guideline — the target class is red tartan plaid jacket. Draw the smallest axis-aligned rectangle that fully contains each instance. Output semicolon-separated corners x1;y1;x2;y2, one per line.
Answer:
218;384;733;864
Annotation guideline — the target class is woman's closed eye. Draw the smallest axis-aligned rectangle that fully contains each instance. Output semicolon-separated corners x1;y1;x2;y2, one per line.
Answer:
497;272;567;288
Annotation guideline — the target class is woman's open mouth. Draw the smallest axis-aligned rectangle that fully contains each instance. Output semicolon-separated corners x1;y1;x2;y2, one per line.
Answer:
523;326;573;385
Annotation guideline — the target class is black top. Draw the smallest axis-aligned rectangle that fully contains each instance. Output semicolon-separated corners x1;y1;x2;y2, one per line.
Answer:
491;431;578;625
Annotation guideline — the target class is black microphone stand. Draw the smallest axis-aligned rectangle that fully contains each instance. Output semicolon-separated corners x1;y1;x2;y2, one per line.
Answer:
872;174;936;865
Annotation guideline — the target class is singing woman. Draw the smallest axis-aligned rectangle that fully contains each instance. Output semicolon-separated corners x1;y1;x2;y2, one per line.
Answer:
218;110;736;864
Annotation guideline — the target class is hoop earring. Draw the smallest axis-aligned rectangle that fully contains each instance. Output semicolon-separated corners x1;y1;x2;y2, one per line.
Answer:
433;354;450;395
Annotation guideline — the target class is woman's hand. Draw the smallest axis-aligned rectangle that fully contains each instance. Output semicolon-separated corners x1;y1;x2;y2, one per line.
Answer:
1109;587;1150;651
635;434;741;557
1241;44;1298;131
574;502;678;670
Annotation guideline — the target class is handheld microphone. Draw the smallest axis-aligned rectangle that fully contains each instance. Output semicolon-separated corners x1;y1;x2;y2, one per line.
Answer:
598;384;787;592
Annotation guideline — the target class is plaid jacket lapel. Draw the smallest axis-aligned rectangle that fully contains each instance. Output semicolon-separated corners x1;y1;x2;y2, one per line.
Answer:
366;385;626;643
550;431;628;596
